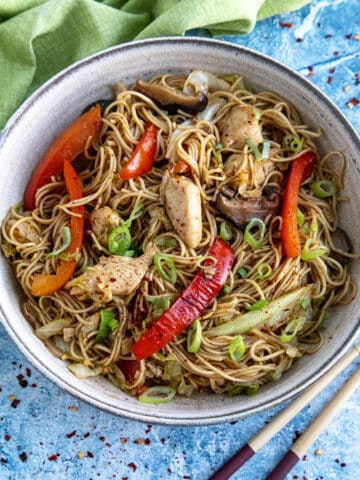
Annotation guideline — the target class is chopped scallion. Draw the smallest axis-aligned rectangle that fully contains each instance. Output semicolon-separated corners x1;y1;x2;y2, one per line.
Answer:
246;299;267;311
246;139;270;161
155;237;178;248
297;208;305;227
238;267;248;279
47;226;71;258
154;254;177;284
138;386;176;404
187;319;202;353
244;218;266;250
96;310;118;343
280;317;304;343
283;134;303;153
299;299;310;310
146;295;172;310
301;238;327;261
108;225;131;256
257;263;272;280
223;284;231;294
311;180;337;198
229;335;246;361
219;221;233;241
215;143;223;150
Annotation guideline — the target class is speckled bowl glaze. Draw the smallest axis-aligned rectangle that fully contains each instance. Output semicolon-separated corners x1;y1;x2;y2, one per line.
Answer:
0;37;359;425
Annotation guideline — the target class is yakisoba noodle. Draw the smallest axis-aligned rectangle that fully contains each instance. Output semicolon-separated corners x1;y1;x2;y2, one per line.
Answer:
1;71;357;401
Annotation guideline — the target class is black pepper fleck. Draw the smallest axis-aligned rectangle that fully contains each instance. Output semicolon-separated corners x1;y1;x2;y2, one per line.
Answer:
19;452;27;462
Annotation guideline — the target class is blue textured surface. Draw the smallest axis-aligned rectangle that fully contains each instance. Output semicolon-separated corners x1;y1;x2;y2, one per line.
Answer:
1;1;360;479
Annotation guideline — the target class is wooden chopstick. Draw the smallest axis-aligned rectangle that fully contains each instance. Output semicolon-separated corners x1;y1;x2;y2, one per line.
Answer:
266;364;360;480
209;344;360;480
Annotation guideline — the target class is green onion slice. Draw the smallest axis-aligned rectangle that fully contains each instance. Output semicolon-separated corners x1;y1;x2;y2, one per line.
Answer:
138;386;176;404
228;382;259;397
146;295;172;310
219;221;233;241
257;262;272;280
155;237;178;248
319;309;329;330
215;143;223;150
299;299;310;310
246;139;270;161
297;208;305;227
108;225;131;256
311;180;337;198
244;218;266;250
187;319;202;353
96;309;118;343
280;317;304;343
229;335;246;361
238;267;248;279
124;203;144;227
154;254;177;284
47;226;71;258
301;238;327;261
246;299;267;311
283;134;303;153
223;284;231;294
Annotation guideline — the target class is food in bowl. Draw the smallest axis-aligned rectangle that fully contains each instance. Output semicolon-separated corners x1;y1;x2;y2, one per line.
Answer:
1;70;357;404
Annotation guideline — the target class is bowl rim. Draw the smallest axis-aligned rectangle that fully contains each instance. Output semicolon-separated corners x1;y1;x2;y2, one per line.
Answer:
0;36;359;425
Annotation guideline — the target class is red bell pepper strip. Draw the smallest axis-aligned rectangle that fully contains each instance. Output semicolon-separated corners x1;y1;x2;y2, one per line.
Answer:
24;106;102;211
173;159;191;174
119;123;158;179
31;160;85;296
132;238;234;360
281;151;316;258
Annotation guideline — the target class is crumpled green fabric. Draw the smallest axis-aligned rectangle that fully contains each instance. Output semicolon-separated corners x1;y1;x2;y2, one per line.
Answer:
0;0;312;129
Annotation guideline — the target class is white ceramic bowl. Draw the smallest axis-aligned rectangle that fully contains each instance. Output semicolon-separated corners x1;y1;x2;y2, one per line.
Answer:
0;37;359;425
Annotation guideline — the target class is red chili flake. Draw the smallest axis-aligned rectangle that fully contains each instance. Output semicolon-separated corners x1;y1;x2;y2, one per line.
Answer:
99;436;106;442
325;34;333;39
345;33;352;39
160;438;166;444
335;458;340;463
4;434;11;441
280;21;293;28
16;374;28;388
341;462;347;467
87;451;94;458
183;476;191;479
83;432;90;438
48;454;59;461
334;51;339;56
296;38;303;43
31;383;37;388
127;462;137;472
122;477;129;480
144;438;151;445
346;97;360;108
25;368;32;377
109;277;116;283
121;437;128;444
66;431;76;439
327;76;333;84
329;67;336;73
11;398;20;408
168;468;172;474
302;454;307;461
19;452;27;462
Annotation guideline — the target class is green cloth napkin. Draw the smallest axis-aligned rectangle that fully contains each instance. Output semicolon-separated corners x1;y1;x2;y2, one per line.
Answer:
0;0;312;129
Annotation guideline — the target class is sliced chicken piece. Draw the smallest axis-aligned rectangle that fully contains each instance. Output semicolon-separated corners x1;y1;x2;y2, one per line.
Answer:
218;104;263;150
160;171;202;249
66;246;156;304
89;206;120;245
224;153;274;191
7;219;40;244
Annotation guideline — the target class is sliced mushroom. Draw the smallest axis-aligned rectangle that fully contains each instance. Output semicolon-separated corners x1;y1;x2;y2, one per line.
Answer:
218;104;263;150
160;171;202;249
135;79;208;115
216;185;281;226
331;228;352;265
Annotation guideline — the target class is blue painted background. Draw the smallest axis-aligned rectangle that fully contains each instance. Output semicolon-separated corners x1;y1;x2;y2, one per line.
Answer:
1;1;359;479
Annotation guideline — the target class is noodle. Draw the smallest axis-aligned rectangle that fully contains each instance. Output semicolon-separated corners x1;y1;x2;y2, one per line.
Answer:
1;71;357;399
